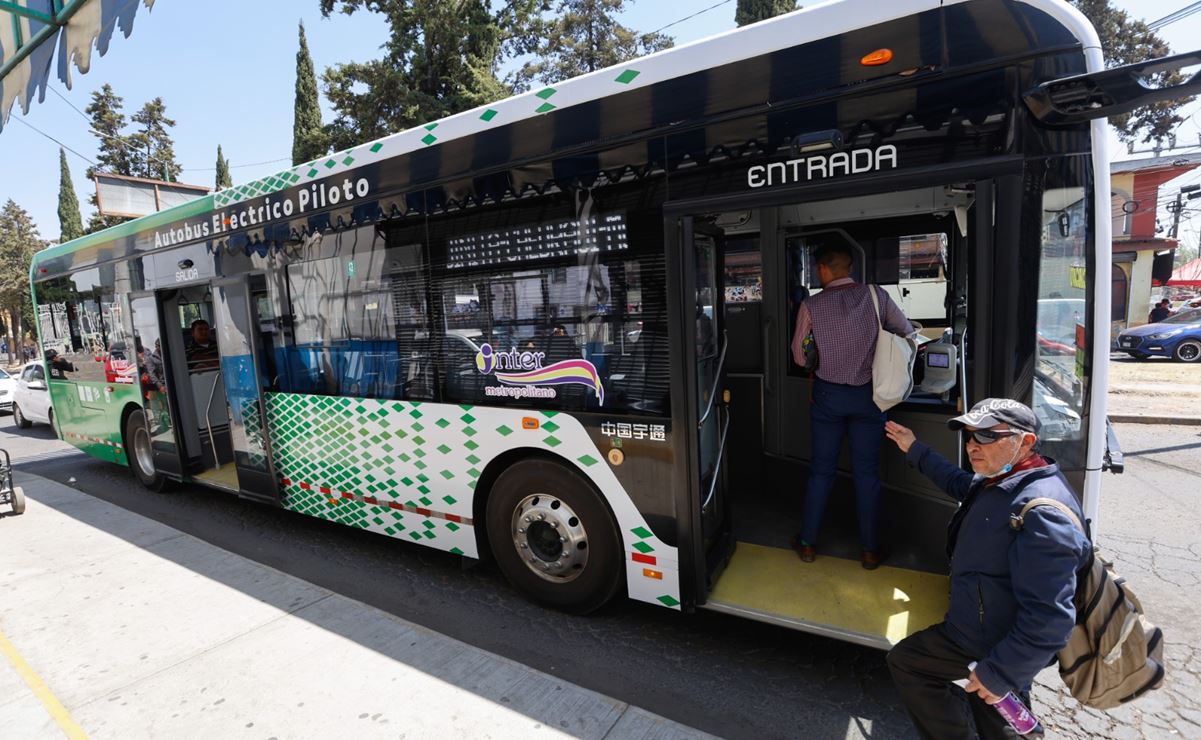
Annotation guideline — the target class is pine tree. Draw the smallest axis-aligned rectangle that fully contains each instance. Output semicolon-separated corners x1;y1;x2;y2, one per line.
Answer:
320;0;541;151
129;97;181;181
0;200;43;364
215;145;233;190
1071;0;1190;144
516;0;673;88
293;21;327;166
57;148;84;244
84;84;134;233
735;0;796;26
85;84;134;178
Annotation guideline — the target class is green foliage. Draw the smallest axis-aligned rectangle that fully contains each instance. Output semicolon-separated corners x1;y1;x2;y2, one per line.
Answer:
319;0;542;151
215;145;233;190
84;84;134;179
293;21;328;165
57;149;84;244
0;200;43;350
129;97;182;181
1072;0;1190;144
735;0;796;26
515;0;673;89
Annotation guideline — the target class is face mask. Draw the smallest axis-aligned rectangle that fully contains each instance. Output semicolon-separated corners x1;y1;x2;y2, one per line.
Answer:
981;435;1026;478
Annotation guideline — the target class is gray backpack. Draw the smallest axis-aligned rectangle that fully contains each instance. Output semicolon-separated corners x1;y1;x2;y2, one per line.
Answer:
1012;498;1165;709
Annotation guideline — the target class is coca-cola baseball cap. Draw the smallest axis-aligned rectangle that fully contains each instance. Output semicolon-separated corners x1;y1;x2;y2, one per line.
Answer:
948;398;1039;433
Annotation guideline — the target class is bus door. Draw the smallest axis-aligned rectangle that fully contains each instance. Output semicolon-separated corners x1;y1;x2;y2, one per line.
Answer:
680;216;734;590
128;292;185;479
210;275;281;505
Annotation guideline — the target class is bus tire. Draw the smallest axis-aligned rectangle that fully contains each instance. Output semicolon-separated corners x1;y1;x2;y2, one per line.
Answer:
486;458;623;614
1174;340;1201;363
124;409;170;493
12;403;31;429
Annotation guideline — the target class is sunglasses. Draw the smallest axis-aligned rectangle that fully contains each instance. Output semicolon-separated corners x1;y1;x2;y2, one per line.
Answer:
964;429;1022;445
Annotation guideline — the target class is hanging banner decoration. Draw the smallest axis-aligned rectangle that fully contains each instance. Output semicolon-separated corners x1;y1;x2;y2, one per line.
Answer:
475;344;605;404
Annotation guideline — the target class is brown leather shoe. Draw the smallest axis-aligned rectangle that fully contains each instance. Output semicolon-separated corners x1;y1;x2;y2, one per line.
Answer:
790;535;816;563
861;550;881;570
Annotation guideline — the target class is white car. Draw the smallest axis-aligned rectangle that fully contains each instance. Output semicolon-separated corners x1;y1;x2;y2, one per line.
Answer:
12;361;54;429
0;367;15;413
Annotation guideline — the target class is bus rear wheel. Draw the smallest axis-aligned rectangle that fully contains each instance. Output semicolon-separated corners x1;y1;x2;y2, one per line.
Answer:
124;409;170;492
486;459;622;614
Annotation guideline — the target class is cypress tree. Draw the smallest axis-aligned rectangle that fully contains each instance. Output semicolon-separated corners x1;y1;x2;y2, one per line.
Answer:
215;145;233;189
57;148;84;243
735;0;796;26
293;21;326;165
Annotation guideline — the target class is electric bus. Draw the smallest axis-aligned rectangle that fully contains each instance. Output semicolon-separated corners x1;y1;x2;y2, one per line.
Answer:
30;0;1195;648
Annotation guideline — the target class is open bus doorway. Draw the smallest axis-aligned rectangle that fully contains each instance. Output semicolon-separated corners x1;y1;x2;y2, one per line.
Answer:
683;182;985;647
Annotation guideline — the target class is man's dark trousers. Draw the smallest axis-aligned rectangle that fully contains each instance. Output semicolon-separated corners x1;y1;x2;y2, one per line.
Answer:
888;624;1038;739
801;378;884;550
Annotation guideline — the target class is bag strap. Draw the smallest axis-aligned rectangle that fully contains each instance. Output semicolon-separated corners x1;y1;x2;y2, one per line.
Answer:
1010;496;1085;534
868;285;884;330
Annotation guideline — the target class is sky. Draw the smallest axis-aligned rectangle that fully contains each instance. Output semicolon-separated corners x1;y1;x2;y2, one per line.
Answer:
2;0;1200;251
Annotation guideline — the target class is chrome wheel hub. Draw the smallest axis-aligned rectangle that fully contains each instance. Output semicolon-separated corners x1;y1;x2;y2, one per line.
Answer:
511;493;589;582
133;424;156;479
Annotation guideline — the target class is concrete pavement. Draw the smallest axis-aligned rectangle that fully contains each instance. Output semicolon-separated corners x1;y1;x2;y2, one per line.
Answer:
0;472;712;739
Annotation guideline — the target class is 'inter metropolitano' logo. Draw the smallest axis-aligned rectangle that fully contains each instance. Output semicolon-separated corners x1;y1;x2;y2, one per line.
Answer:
475;344;604;405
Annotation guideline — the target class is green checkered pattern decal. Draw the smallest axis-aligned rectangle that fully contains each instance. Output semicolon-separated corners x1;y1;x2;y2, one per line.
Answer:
263;391;681;610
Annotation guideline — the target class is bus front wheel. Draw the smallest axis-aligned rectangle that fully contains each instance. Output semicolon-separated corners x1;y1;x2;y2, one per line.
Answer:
124;409;170;493
486;458;623;614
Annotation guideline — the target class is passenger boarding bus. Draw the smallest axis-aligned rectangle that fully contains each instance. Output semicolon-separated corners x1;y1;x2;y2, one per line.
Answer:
29;0;1197;647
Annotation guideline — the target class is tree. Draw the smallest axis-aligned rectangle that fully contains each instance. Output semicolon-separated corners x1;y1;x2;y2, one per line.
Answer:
129;97;182;181
293;21;328;165
320;0;541;151
735;0;796;26
215;145;233;190
0;200;43;364
57;148;84;244
1072;0;1190;145
85;84;134;178
516;0;673;88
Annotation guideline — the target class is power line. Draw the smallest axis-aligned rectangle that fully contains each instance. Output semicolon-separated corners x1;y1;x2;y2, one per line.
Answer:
649;0;734;35
7;115;97;167
1148;1;1201;30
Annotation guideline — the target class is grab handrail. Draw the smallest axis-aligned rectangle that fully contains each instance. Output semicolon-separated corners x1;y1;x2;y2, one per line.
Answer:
204;370;223;466
701;407;731;512
697;331;728;429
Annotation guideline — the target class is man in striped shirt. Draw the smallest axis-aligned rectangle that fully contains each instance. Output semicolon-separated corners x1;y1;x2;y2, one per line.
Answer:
789;243;914;569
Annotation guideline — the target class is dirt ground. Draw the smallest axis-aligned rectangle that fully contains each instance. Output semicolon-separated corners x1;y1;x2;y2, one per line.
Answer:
1107;355;1201;418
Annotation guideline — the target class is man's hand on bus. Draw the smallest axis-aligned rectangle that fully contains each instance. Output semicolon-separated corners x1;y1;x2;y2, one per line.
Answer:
884;421;916;453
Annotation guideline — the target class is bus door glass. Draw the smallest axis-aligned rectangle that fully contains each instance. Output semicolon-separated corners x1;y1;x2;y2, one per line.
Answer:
682;217;730;556
210;275;280;504
129;294;184;477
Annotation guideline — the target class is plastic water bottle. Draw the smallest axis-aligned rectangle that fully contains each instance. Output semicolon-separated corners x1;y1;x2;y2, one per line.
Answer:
951;662;1040;735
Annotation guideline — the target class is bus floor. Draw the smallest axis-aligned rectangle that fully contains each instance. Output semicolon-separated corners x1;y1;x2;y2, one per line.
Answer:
192;463;239;492
704;473;952;648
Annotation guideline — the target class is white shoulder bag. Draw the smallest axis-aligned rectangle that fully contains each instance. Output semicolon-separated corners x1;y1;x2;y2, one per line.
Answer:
868;286;917;411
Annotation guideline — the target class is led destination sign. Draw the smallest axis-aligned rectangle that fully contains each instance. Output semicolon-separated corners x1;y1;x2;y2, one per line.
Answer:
447;213;629;270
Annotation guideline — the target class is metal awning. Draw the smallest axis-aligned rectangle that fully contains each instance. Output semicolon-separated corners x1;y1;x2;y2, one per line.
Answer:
0;0;154;132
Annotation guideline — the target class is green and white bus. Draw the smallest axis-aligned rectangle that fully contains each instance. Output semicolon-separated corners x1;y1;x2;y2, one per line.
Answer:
29;0;1196;647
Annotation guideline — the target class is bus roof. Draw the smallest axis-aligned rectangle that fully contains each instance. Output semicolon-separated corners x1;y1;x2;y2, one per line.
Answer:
33;0;1096;272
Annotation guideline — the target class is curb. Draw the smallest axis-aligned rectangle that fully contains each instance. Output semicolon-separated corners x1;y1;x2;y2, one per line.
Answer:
1108;414;1201;426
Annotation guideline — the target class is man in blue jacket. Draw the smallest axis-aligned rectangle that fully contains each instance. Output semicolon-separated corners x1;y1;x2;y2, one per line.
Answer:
883;398;1090;739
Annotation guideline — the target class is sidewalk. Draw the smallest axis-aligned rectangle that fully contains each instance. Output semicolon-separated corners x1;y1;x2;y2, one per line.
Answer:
0;472;711;740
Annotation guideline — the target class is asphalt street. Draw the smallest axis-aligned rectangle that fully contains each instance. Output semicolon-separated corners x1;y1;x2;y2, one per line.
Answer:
1;414;1197;739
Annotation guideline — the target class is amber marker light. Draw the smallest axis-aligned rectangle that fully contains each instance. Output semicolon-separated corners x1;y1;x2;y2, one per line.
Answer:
861;48;893;66
643;568;663;580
